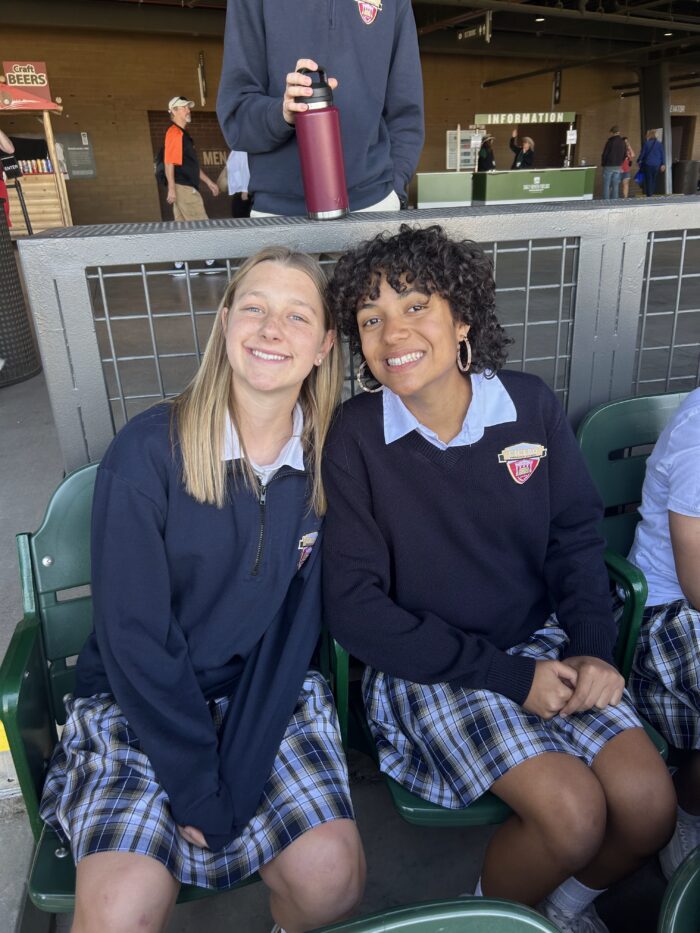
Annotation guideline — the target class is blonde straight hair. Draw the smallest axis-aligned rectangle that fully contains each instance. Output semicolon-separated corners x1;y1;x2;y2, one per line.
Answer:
171;247;344;514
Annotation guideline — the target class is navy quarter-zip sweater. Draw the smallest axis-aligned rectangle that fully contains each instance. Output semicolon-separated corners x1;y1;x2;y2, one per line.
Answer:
75;404;324;851
216;0;424;214
322;371;616;705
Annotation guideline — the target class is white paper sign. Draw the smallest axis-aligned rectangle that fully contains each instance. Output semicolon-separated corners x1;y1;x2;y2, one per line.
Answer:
566;129;577;145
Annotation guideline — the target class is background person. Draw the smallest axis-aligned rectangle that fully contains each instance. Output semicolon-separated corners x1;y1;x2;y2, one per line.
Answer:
637;129;666;197
216;0;424;216
324;224;675;932
509;130;534;169
216;149;252;218
600;126;626;199
620;137;635;199
627;388;700;880
164;95;220;221
477;135;496;172
0;126;15;229
39;248;365;933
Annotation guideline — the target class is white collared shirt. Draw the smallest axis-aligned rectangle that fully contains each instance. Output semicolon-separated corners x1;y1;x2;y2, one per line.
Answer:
222;403;305;485
382;371;517;449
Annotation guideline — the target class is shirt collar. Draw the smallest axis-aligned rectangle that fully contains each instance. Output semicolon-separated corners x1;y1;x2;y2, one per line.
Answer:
382;371;517;449
222;403;305;474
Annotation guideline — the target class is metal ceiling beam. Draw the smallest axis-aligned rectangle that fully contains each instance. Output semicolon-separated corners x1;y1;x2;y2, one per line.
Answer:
481;33;700;85
428;0;700;34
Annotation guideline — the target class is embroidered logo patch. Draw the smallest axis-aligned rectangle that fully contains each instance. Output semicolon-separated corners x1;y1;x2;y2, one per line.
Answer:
297;531;318;569
355;0;382;25
498;442;547;485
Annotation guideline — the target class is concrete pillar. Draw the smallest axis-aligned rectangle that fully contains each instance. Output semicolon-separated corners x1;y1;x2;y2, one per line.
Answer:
638;63;672;194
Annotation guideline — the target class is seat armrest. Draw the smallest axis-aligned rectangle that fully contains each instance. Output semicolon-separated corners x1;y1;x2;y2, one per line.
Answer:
604;548;648;681
0;614;57;841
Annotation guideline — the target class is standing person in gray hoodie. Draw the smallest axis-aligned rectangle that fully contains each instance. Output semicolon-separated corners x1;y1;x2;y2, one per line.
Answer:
216;0;424;217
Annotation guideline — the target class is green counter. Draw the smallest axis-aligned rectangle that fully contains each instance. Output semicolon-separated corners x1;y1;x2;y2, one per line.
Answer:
472;167;596;204
417;172;472;208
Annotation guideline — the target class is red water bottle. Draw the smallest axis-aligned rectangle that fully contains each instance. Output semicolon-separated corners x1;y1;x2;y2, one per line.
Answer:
295;67;349;220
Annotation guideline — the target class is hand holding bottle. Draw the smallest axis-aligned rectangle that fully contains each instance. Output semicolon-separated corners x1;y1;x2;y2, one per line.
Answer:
283;58;338;125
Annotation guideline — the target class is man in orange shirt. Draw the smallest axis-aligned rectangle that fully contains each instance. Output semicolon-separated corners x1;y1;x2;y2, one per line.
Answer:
164;96;219;222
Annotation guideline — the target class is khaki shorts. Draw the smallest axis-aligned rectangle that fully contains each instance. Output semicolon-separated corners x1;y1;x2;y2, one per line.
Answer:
173;184;208;222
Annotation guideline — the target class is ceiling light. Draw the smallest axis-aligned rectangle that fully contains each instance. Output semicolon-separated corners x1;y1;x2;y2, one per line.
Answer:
665;31;674;36
535;16;546;22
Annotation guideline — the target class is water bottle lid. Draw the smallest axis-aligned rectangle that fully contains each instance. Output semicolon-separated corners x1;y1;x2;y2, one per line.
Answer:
295;67;334;106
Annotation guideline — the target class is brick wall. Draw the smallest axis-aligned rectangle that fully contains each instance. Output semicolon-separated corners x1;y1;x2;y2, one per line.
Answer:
3;25;699;224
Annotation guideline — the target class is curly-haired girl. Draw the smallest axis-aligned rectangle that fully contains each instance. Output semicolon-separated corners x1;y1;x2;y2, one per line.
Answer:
323;224;674;932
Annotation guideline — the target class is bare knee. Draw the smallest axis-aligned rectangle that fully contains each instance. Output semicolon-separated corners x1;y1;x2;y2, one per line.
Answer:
73;853;178;933
595;729;677;854
534;778;607;869
263;821;365;920
495;754;607;873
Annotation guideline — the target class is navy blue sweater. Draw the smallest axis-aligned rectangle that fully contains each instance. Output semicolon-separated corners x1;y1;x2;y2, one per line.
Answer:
75;405;324;851
322;372;616;706
216;0;424;214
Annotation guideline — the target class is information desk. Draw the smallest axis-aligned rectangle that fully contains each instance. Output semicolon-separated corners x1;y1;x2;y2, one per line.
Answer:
417;172;472;208
472;167;596;205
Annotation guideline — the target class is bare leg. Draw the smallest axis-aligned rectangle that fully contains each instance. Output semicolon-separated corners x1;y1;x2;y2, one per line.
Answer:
72;851;179;933
259;819;365;933
483;752;607;905
621;178;630;198
576;727;676;889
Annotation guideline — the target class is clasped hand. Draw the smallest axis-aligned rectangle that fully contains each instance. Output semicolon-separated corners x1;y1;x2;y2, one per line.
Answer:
522;656;624;720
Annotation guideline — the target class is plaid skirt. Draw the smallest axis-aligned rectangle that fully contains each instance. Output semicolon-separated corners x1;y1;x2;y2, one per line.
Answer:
363;623;643;809
40;671;354;889
628;599;700;750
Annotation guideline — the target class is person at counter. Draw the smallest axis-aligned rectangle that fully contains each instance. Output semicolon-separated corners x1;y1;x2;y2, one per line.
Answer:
478;135;496;172
510;130;534;169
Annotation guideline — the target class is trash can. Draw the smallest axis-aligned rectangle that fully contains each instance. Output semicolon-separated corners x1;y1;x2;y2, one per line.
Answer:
0;196;42;387
671;160;700;195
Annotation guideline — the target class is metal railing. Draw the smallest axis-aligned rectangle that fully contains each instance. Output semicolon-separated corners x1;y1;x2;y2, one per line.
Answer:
17;199;700;473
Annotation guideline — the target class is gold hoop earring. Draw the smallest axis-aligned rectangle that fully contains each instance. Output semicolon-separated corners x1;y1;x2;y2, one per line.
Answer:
457;337;472;374
356;360;383;393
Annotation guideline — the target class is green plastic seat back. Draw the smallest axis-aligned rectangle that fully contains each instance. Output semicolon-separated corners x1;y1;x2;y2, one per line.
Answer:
657;846;700;933
576;393;688;554
316;897;559;931
27;463;98;725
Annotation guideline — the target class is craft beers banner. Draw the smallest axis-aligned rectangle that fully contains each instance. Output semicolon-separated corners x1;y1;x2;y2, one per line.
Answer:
2;61;52;101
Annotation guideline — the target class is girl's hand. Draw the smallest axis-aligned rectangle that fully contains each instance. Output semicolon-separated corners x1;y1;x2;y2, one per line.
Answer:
522;659;578;719
558;656;624;717
177;824;209;848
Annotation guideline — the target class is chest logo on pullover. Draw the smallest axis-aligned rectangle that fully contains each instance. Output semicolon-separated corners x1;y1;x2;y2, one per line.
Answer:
298;531;318;569
356;0;382;25
498;442;547;484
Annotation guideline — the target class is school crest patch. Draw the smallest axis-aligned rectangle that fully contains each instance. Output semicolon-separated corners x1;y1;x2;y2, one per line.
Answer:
498;442;547;485
355;0;382;25
297;531;318;569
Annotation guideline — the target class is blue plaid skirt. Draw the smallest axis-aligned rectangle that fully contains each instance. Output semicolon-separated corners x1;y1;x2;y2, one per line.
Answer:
628;599;700;750
40;671;354;889
363;623;643;809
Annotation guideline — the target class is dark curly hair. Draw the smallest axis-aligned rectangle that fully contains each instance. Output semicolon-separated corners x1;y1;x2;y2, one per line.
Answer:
328;224;511;374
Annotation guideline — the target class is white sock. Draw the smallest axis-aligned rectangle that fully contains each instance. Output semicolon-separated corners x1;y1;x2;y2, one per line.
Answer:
547;875;606;916
474;877;483;897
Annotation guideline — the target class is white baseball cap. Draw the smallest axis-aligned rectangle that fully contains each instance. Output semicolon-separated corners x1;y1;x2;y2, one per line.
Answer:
168;96;195;112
